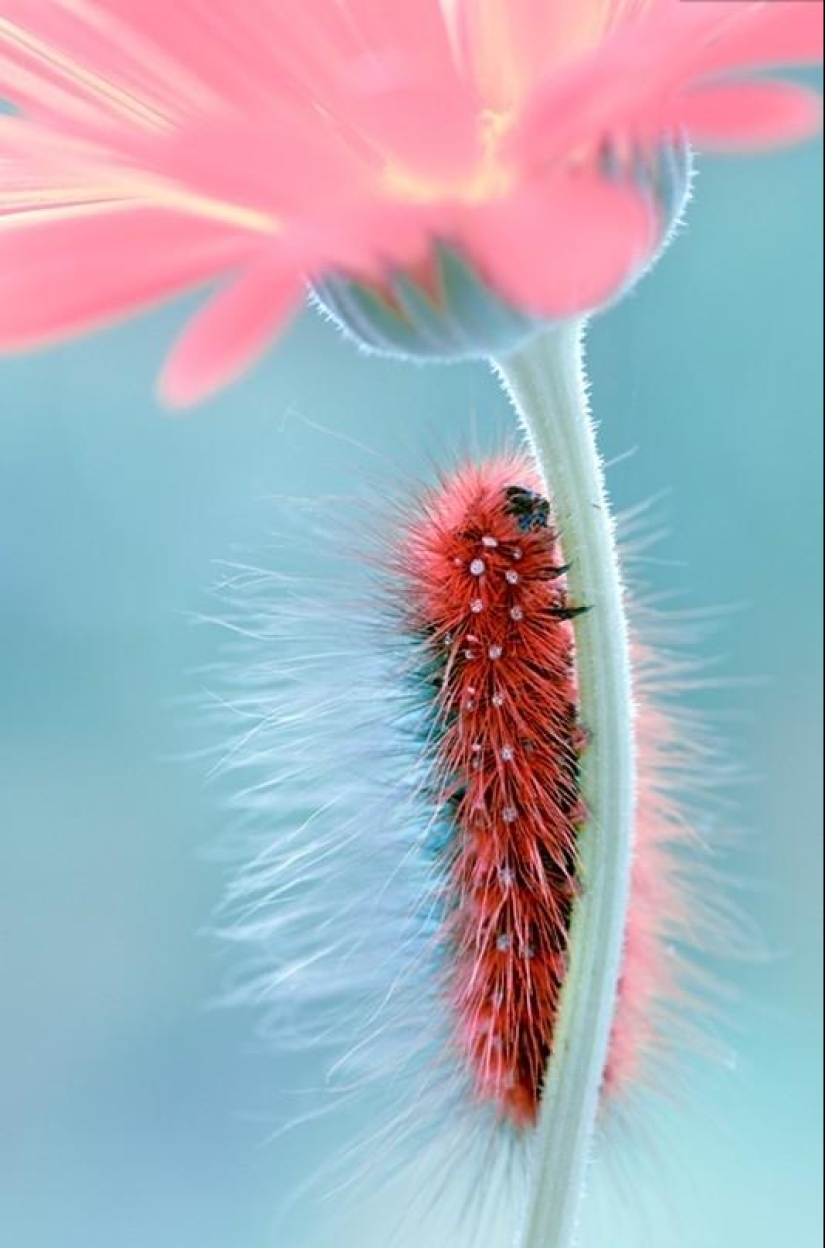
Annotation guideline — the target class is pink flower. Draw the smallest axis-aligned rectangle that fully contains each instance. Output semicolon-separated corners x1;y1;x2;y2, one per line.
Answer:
0;0;821;403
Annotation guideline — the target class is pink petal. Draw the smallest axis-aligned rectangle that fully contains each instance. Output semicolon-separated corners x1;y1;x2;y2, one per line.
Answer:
284;1;479;181
0;1;204;131
336;77;481;183
146;112;366;219
679;80;823;150
336;0;461;79
0;207;258;349
154;0;465;142
0;1;318;123
454;0;646;105
328;203;440;279
671;0;824;79
513;0;824;165
460;174;655;319
159;259;302;408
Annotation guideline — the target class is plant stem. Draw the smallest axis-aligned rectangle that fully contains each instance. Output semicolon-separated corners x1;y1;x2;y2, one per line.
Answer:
494;323;636;1248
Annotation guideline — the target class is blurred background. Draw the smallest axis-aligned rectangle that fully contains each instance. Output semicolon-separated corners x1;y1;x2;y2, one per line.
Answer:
0;133;822;1246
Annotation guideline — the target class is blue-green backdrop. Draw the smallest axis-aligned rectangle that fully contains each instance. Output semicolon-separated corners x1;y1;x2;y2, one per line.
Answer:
1;132;821;1247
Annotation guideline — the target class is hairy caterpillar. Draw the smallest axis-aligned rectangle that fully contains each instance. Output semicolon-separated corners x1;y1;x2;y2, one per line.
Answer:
206;450;725;1245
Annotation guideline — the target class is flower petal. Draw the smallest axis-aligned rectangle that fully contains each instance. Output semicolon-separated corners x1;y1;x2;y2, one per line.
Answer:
513;0;824;164
461;175;655;319
336;0;460;77
679;80;823;150
0;205;257;350
672;0;824;80
0;2;208;132
453;0;647;106
339;78;481;184
159;259;302;408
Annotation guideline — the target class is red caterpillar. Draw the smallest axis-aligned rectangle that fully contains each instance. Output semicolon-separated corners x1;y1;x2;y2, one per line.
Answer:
398;454;588;1128
215;450;725;1242
395;451;712;1133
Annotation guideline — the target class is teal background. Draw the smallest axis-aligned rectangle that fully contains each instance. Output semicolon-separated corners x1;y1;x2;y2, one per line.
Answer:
0;138;821;1246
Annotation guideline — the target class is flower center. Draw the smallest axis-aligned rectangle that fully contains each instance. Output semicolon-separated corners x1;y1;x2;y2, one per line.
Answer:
382;108;515;207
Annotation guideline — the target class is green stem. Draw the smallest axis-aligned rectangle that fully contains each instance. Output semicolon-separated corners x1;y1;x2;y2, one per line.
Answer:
494;323;636;1248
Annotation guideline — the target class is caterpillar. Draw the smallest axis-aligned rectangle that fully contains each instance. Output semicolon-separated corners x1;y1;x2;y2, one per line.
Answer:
209;450;725;1245
396;456;587;1128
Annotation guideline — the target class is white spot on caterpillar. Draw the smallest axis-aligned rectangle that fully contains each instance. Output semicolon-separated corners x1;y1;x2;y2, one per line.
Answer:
505;570;520;585
510;606;524;622
470;558;485;576
488;644;503;660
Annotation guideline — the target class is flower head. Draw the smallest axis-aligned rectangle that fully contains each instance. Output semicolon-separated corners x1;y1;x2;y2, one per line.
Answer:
0;0;820;402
